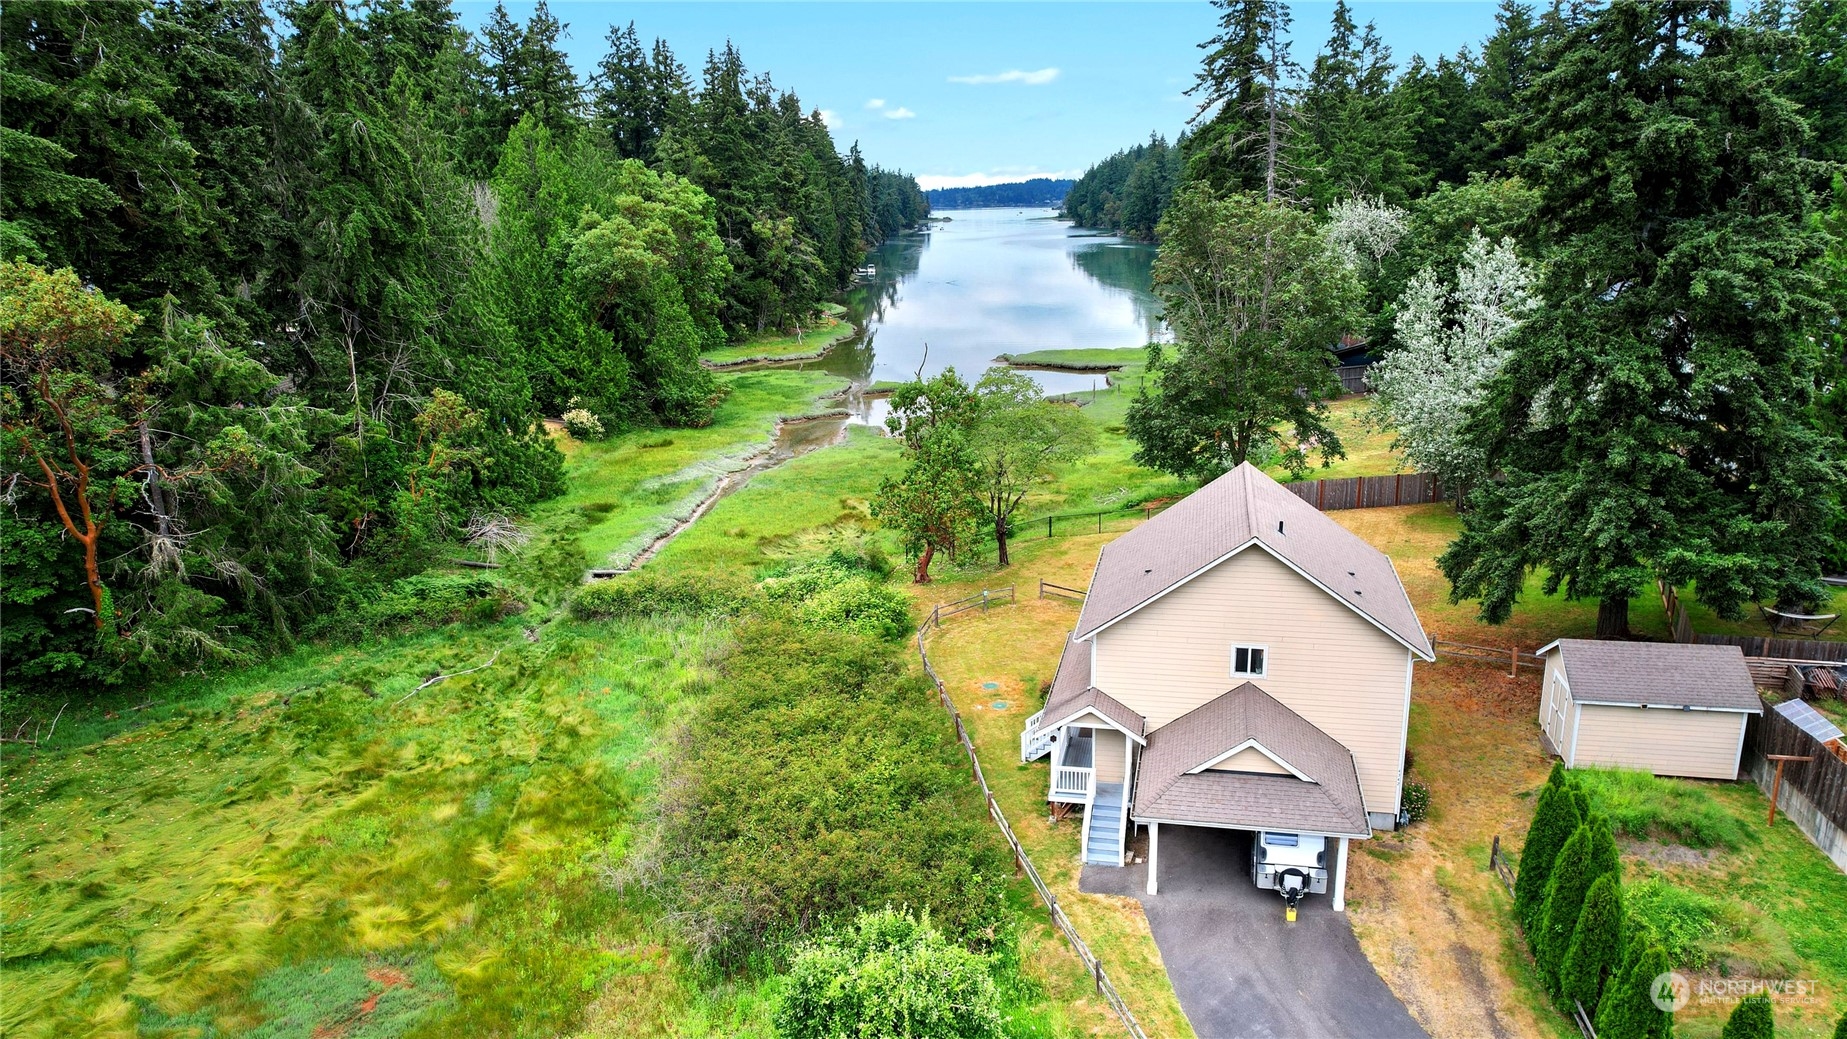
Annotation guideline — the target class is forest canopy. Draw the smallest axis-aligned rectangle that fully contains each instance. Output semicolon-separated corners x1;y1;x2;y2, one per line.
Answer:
0;0;925;699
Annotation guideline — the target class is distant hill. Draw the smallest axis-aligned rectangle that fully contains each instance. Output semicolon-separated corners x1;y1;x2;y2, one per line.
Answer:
925;178;1076;210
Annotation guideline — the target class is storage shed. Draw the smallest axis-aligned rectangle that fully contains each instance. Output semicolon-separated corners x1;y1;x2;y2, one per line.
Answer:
1536;640;1763;780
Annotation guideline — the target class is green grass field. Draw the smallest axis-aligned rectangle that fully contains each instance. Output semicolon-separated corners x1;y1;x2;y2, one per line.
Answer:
699;309;857;367
537;369;847;569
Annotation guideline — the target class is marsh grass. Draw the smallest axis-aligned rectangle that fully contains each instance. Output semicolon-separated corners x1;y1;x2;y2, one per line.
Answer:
537;369;848;569
700;312;857;366
0;617;723;1038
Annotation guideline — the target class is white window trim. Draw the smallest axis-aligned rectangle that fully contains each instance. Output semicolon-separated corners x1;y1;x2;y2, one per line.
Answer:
1230;642;1269;678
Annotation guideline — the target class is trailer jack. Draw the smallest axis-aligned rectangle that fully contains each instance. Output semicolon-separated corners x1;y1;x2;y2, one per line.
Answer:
1276;868;1310;922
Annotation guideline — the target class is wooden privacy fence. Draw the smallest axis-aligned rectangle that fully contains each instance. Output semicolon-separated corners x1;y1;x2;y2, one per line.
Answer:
917;598;1150;1039
1751;704;1847;834
1659;579;1696;645
1434;638;1544;674
1282;472;1442;511
1335;363;1373;394
1699;633;1847;664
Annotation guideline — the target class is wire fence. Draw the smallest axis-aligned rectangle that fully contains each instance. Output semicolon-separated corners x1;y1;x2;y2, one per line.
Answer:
916;596;1150;1039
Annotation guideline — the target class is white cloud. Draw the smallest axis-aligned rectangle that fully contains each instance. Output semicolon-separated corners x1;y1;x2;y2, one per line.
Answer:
865;98;886;109
948;67;1060;86
883;106;916;120
915;169;1083;191
818;109;842;128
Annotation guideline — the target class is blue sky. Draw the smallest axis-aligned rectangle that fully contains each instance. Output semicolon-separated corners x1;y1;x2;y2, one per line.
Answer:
455;2;1506;189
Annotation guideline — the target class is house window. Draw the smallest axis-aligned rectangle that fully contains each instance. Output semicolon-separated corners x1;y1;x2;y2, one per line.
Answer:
1231;644;1267;677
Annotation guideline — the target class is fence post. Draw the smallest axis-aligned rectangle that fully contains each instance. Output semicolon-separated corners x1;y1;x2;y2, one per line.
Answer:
1395;473;1403;506
1098;511;1103;534
1047;516;1053;539
1510;644;1519;678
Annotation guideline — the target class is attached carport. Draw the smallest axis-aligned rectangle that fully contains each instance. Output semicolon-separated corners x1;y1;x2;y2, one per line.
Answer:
1132;683;1373;910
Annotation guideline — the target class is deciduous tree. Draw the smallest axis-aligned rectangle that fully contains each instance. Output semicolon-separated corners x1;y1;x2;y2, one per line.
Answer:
969;370;1097;567
1126;184;1359;480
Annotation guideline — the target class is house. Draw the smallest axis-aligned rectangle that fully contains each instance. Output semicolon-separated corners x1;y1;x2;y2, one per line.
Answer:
1019;462;1434;907
1536;639;1763;780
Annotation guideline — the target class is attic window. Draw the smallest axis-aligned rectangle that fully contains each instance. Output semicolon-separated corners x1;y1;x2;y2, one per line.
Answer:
1231;644;1267;678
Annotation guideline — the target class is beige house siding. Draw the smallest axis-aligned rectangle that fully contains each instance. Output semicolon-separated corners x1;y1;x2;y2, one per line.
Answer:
1094;728;1128;784
1570;704;1747;780
1540;655;1571;755
1206;746;1292;775
1091;546;1412;815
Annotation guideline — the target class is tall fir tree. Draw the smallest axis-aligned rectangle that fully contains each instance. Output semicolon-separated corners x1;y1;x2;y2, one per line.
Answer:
1185;0;1300;200
1440;0;1843;637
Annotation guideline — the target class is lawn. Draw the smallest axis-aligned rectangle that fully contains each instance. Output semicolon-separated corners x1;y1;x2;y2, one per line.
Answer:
909;534;1195;1039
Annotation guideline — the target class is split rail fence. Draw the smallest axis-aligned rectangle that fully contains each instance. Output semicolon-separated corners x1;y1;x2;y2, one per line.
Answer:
1433;638;1543;674
916;595;1149;1039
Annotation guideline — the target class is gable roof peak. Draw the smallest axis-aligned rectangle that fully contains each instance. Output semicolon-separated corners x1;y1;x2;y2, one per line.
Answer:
1072;462;1432;657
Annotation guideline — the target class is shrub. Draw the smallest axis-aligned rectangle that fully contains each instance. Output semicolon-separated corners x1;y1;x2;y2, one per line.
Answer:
561;408;606;440
1722;993;1775;1039
774;909;1005;1039
348;573;523;636
1560;873;1624;1012
1595;935;1675;1039
1517;766;1584;932
1833;1007;1845;1039
759;557;912;641
568;573;754;621
1572;767;1752;851
636;616;1013;966
1625;877;1723;969
1401;779;1431;824
1538;817;1619;988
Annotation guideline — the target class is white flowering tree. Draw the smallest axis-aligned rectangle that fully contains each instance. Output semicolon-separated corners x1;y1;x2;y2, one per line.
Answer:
1325;195;1409;275
1369;231;1536;501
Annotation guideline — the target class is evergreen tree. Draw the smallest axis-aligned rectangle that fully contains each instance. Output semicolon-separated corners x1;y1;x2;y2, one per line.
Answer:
1560;873;1624;1012
1185;0;1300;199
592;22;659;160
1538;817;1619;988
1515;766;1582;931
1723;994;1775;1039
1595;935;1676;1039
1298;0;1416;207
1440;0;1843;637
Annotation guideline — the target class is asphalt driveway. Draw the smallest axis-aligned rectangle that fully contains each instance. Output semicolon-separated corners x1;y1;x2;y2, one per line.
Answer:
1081;825;1427;1039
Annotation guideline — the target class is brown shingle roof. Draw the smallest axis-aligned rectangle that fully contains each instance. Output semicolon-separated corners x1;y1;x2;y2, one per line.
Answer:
1131;682;1370;837
1543;640;1763;713
1043;638;1146;737
1072;463;1432;658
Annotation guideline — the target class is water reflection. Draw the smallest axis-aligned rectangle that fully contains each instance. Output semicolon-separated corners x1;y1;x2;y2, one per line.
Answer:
773;208;1164;425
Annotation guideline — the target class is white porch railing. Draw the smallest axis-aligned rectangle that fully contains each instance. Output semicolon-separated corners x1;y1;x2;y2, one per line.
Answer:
1020;708;1053;762
1052;764;1094;802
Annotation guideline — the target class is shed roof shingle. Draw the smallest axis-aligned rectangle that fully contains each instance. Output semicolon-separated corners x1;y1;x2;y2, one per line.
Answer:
1072;462;1431;657
1543;639;1763;713
1131;682;1370;837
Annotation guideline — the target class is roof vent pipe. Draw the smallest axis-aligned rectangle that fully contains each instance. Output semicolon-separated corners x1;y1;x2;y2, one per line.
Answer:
1276;520;1285;535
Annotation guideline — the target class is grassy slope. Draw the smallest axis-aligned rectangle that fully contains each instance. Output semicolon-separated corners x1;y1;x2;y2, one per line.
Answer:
699;309;856;367
2;363;1105;1038
538;369;846;569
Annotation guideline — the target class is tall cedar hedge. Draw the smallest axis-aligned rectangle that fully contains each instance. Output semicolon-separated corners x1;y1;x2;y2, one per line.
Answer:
1537;817;1619;988
1560;872;1624;1011
1516;765;1582;931
1595;934;1675;1039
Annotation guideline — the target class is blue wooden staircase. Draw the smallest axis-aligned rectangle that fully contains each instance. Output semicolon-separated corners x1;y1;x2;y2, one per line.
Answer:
1083;782;1126;866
